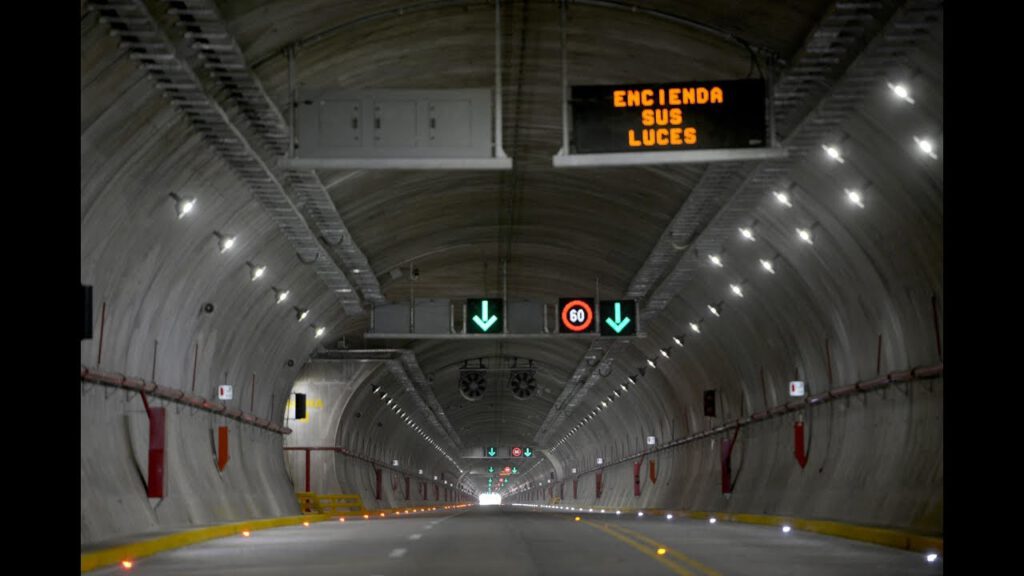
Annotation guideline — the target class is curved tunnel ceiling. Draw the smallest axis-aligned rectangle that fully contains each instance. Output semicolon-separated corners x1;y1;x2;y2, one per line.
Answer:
82;0;942;498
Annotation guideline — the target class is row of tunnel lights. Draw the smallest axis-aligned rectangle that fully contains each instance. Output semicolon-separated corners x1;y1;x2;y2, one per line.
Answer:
370;384;463;474
552;81;939;451
167;192;329;340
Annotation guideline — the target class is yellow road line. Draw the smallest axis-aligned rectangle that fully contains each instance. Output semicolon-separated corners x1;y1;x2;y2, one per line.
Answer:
610;522;723;576
579;518;696;576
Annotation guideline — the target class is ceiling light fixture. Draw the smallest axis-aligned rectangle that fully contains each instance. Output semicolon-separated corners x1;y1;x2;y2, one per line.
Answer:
739;227;755;241
914;136;938;159
708;254;724;267
797;228;814;244
272;287;289;304
169;192;196;219
708;303;721;317
760;258;776;274
295;307;309;322
689;321;701;334
314;326;325;338
730;284;744;297
822;144;844;163
246;262;267;281
673;335;684;347
887;82;915;104
773;191;792;207
213;231;236;253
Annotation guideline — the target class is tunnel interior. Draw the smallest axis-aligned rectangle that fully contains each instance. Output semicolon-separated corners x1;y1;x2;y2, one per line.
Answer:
80;0;942;570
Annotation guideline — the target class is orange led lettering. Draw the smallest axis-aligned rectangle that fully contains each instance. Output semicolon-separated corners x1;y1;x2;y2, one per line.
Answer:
668;89;681;105
613;90;626;107
711;87;723;103
642;129;656;146
682;88;695;105
641;109;655;126
628;130;642;147
670;108;682;125
641;89;654;106
655;109;668;125
670;128;682;145
697;87;709;104
684;127;697;144
627;90;642;107
658;89;665;106
656;128;669;146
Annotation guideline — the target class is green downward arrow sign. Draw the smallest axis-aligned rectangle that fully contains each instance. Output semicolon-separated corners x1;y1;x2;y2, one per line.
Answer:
488;466;495;473
524;448;533;457
472;300;499;331
605;302;632;333
487;447;497;457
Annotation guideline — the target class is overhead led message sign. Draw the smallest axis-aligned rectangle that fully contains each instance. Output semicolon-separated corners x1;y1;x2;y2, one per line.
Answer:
467;299;504;334
559;298;595;333
599;300;638;337
570;79;767;154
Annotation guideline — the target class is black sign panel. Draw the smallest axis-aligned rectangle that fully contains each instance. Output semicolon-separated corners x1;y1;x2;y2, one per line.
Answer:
703;390;716;417
571;79;766;153
559;297;596;333
599;300;638;337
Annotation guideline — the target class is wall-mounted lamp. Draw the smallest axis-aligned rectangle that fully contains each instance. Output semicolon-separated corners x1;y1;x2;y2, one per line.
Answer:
272;287;289;304
213;231;236;253
169;192;196;219
246;261;266;281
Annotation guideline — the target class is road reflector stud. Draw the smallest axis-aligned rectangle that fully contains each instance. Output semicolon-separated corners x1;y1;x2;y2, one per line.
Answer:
657;548;667;556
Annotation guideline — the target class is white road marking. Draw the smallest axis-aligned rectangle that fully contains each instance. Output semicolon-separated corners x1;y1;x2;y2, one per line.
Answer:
409;533;422;540
423;525;433;530
388;548;407;558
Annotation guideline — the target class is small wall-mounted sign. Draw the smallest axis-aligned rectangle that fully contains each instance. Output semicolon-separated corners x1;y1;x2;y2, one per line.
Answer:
646;436;656;445
789;381;806;397
218;385;233;400
596;457;604;465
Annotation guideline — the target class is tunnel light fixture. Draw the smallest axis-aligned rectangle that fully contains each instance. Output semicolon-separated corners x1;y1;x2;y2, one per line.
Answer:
708;254;724;267
822;144;844;163
797;228;814;244
646;357;657;369
381;393;388;400
782;525;792;534
659;347;671;359
914;136;938;159
708;303;720;317
627;375;637;386
386;399;393;406
169;192;196;219
730;284;744;298
689;322;701;334
760;258;776;274
213;231;236;253
845;188;865;208
273;287;289;304
773;191;792;207
372;385;381;394
247;262;267;281
620;383;628;392
887;82;915;104
739;227;755;241
612;390;620;398
295;307;309;322
673;335;684;347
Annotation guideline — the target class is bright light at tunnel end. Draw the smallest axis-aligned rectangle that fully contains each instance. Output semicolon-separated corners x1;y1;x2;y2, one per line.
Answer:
479;493;502;506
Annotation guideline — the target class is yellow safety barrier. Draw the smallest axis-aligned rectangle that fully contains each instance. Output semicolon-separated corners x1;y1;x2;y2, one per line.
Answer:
296;492;365;515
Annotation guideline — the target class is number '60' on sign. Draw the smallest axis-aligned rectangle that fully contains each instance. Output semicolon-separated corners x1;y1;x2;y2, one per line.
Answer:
558;298;595;333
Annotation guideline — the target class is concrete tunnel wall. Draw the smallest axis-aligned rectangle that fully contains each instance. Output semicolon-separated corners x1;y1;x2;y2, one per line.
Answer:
82;0;941;546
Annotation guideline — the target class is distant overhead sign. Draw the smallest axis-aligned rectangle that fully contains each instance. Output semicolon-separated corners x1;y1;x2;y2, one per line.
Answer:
559;298;595;333
467;299;504;334
511;446;523;458
599;300;638;336
571;79;767;154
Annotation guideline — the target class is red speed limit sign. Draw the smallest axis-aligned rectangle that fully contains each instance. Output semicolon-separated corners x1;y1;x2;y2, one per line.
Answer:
511;447;523;457
559;298;595;333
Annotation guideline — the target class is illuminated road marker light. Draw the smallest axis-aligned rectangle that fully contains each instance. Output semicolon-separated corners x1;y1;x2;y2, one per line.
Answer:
926;553;938;563
888;82;915;104
822;144;844;163
380;513;385;517
589;508;594;512
782;525;792;534
616;510;622;515
575;516;581;522
689;322;701;334
660;347;671;359
730;284;744;297
303;522;310;527
915;136;938;159
773;191;792;207
709;517;717;524
667;514;673;520
363;514;370;519
647;358;657;369
739;227;755;241
339;518;346;523
760;259;776;274
708;304;720;317
708;254;723;267
121;560;133;570
657;548;667;556
638;512;644;517
274;288;289;304
846;189;865;208
248;262;266;281
797;228;814;245
242;531;251;537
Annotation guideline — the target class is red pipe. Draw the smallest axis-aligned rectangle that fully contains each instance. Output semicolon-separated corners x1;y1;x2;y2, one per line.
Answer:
80;366;291;434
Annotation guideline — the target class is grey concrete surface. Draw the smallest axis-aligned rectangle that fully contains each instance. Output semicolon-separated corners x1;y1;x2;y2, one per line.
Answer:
88;507;941;575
